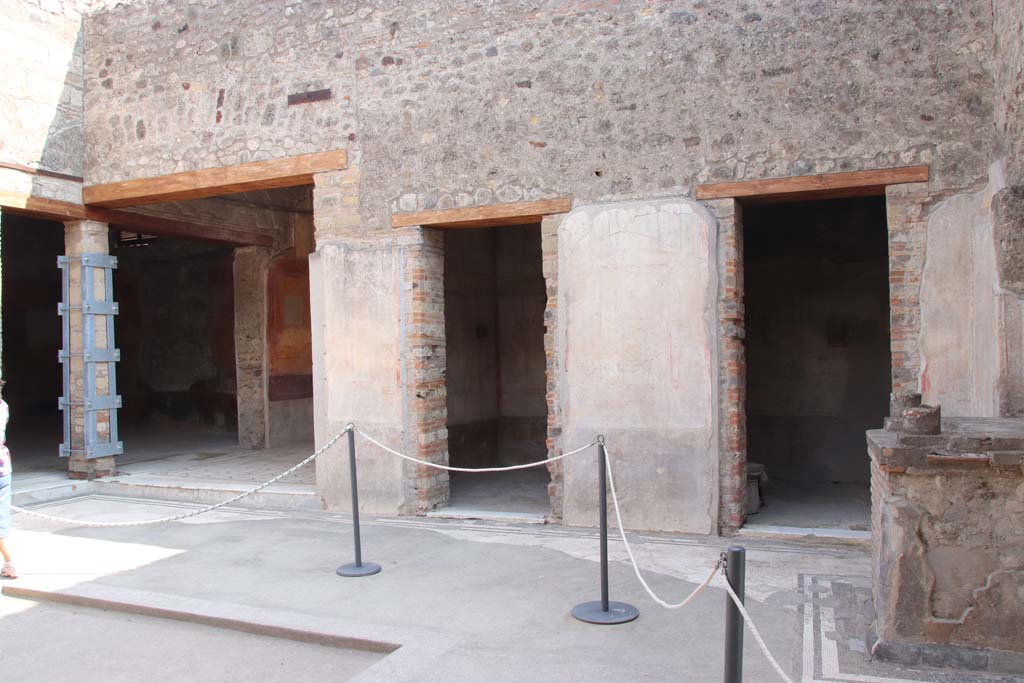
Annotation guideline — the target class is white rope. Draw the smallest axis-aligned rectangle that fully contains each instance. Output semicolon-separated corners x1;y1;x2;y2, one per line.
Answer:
720;571;794;683
603;444;720;609
604;444;792;682
356;428;598;473
10;426;352;528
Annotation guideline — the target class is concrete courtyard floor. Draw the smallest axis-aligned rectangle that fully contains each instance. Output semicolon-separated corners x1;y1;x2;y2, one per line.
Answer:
1;496;1020;683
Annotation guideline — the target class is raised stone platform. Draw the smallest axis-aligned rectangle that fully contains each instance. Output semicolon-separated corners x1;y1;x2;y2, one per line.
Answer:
868;405;1024;674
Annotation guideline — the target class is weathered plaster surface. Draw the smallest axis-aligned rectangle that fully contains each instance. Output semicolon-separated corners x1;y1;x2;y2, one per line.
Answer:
920;164;1024;418
311;241;405;513
1;0;85;181
558;199;718;533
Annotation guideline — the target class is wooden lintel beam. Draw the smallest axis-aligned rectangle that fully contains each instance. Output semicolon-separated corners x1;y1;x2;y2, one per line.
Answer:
0;190;88;220
694;165;929;202
0;191;273;246
83;150;347;208
392;198;573;229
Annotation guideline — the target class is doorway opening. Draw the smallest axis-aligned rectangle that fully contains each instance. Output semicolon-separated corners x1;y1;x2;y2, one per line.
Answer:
742;196;891;532
442;224;549;519
1;214;66;478
113;234;240;459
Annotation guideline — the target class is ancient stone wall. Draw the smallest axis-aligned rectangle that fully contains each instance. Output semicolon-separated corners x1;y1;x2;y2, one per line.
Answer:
1;0;87;202
83;0;994;202
72;0;1013;531
992;0;1023;186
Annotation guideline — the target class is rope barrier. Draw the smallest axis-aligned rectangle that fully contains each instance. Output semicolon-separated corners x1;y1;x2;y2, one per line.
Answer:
355;428;599;473
604;443;792;682
602;444;721;609
720;571;794;683
10;426;353;527
11;424;794;682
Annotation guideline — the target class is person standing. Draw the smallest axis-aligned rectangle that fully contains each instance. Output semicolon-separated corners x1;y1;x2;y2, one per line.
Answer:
0;379;16;579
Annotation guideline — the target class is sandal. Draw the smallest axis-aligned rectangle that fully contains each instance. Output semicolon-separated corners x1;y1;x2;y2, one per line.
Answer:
1;562;17;579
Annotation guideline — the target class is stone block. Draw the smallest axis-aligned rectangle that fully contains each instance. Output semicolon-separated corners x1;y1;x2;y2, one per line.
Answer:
901;404;941;435
993;186;1024;296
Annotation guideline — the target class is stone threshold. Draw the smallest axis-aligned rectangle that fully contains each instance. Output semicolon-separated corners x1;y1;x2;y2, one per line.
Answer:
737;523;870;546
425;506;548;525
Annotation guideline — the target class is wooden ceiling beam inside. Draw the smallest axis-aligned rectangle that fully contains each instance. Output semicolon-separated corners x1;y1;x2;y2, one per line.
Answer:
0;191;273;247
83;150;347;208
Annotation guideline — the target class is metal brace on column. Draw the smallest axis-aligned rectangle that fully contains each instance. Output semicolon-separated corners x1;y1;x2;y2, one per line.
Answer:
58;253;123;459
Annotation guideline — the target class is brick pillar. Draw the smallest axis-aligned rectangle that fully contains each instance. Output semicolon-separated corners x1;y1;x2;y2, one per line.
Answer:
541;213;564;520
64;219;116;479
707;198;747;533
400;227;448;513
885;183;929;395
234;246;272;449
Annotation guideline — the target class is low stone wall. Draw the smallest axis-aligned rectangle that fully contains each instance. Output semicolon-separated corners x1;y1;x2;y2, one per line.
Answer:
868;405;1024;673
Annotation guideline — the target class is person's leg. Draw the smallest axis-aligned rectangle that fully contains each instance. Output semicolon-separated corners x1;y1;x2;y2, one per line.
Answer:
0;473;12;572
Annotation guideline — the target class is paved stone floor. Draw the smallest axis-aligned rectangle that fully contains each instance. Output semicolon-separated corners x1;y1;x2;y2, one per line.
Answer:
10;423;314;485
433;469;551;521
746;481;871;531
1;496;1020;682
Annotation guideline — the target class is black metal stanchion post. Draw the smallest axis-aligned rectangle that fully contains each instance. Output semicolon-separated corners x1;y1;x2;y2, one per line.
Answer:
724;545;746;683
572;436;639;624
337;426;381;577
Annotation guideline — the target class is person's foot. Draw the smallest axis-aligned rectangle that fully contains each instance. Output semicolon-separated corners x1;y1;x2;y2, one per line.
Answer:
1;562;17;579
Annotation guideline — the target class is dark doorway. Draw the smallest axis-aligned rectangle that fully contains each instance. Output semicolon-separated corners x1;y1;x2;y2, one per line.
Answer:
742;197;891;531
1;214;65;469
113;235;239;456
442;224;549;518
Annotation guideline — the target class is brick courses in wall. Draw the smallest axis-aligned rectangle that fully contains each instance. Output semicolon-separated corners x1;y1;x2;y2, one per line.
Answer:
541;213;563;521
707;199;746;533
885;183;931;397
399;227;448;513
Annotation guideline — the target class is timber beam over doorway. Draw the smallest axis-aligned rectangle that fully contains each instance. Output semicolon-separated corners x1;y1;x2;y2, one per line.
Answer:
695;165;929;204
83;150;347;208
392;197;573;229
0;190;273;247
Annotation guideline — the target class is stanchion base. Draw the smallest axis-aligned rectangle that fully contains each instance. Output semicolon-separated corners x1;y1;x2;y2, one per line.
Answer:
571;601;639;624
336;562;382;577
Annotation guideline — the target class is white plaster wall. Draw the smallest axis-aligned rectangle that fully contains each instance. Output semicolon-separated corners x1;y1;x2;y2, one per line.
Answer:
920;166;1013;416
558;199;718;534
312;243;405;512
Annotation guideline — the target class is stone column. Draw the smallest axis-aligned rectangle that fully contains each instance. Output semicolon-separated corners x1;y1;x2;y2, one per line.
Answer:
234;246;272;449
64;219;116;479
